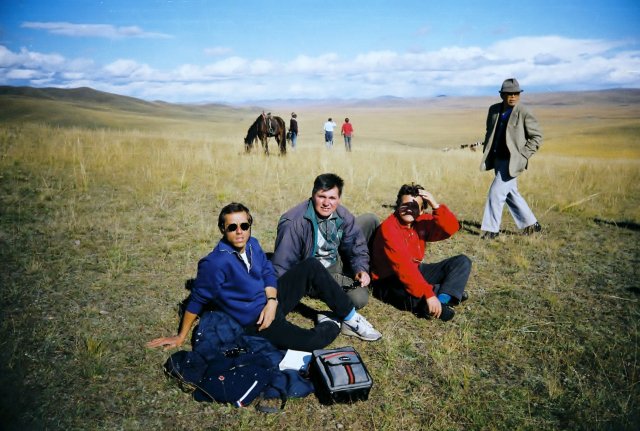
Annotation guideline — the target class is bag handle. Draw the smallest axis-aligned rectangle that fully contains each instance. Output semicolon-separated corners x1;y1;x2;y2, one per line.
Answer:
254;390;287;413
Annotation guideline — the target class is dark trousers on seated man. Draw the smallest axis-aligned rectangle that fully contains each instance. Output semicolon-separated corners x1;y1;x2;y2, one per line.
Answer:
245;258;354;352
372;255;471;318
327;213;380;308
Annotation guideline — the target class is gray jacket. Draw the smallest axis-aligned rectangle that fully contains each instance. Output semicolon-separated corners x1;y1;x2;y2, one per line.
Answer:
271;200;369;278
480;102;543;177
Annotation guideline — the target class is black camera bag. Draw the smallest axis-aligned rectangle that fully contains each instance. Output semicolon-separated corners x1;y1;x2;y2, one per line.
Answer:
311;346;372;404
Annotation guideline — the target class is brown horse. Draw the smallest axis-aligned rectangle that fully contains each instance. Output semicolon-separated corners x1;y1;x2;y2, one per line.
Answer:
244;114;287;155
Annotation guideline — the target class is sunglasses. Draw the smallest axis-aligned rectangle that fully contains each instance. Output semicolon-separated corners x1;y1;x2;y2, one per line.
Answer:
225;222;251;233
399;201;422;211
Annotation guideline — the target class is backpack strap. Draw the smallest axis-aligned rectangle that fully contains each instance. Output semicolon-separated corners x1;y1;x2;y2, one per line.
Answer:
254;388;287;413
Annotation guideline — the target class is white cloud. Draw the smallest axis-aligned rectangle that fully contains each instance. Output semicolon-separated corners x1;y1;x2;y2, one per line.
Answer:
0;46;65;69
103;59;156;80
488;36;617;61
21;49;66;69
61;72;85;80
6;68;44;80
249;59;275;75
533;54;563;66
208;57;250;75
1;35;639;102
0;46;20;66
21;21;171;39
287;54;340;74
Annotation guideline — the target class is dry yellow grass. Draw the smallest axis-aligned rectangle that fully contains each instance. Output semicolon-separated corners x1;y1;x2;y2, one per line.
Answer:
1;94;639;430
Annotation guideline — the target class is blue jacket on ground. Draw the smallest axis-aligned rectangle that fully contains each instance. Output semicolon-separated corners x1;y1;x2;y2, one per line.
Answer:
185;237;278;326
165;311;314;404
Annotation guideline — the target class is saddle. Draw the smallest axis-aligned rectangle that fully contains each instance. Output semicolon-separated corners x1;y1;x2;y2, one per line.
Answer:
264;115;275;135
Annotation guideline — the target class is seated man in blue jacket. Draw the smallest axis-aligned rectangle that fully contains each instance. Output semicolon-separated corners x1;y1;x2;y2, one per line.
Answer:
147;202;380;352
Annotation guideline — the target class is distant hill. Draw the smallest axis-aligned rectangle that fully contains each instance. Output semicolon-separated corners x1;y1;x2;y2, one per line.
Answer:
264;88;640;110
1;85;639;130
0;85;246;130
524;88;640;107
0;86;158;112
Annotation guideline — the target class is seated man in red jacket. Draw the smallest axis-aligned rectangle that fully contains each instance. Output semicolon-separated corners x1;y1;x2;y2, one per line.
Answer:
371;183;471;321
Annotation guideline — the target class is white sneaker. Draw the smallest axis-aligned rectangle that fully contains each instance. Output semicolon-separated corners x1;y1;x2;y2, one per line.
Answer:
317;313;341;329
341;312;382;341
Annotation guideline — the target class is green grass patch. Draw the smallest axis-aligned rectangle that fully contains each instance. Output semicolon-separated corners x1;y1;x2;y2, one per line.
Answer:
1;99;639;430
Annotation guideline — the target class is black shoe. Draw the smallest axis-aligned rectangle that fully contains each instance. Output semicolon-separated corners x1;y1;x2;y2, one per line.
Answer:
438;305;455;322
481;231;499;240
450;291;469;306
522;222;542;235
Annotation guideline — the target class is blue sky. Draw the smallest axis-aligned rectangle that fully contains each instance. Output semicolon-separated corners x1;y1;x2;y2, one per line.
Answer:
1;0;639;103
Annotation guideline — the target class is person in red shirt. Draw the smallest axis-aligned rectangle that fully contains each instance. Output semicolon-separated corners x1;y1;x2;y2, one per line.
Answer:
371;183;471;321
341;118;354;152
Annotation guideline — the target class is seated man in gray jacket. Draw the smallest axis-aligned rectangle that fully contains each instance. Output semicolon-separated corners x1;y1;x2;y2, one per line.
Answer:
272;173;379;312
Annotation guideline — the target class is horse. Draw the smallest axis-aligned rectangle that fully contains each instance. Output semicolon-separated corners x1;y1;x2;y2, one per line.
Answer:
243;114;287;155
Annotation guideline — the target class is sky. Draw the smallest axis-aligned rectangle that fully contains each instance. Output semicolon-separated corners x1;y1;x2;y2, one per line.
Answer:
1;0;639;104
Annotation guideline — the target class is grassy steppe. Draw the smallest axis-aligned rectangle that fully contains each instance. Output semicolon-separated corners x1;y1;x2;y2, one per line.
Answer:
1;90;639;430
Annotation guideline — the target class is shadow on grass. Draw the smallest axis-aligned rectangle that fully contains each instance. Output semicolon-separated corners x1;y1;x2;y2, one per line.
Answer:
459;219;518;236
593;218;640;231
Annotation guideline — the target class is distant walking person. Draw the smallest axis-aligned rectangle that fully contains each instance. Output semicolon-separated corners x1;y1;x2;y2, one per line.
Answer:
323;118;337;149
479;78;543;239
341;118;353;152
289;112;298;150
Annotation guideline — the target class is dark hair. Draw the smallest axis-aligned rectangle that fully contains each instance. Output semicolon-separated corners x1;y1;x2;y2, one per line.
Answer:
395;183;425;210
345;118;349;122
312;173;344;197
218;202;253;233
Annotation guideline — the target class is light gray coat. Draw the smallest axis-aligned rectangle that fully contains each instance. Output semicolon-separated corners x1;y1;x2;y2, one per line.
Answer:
479;102;543;177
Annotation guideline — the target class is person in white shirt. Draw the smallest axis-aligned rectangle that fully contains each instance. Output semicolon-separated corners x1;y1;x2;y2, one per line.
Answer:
323;118;337;149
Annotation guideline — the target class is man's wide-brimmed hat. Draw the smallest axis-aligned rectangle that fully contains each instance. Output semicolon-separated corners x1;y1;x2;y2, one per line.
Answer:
500;78;523;93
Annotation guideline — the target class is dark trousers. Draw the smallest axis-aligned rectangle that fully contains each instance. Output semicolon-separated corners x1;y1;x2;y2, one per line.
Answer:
372;254;471;318
248;258;354;351
326;213;381;309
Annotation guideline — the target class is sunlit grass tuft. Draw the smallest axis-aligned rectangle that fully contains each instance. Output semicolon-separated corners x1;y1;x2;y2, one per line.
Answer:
1;101;639;430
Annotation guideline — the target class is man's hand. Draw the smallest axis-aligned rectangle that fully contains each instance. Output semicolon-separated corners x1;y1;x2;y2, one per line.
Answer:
426;296;442;318
418;190;440;210
354;271;371;287
146;310;196;351
146;335;185;351
257;300;277;331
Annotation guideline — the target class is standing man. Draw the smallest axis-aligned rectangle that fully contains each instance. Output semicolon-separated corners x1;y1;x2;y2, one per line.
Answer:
289;112;298;150
272;173;380;313
323;118;337;149
479;78;543;239
371;184;471;322
341;118;354;152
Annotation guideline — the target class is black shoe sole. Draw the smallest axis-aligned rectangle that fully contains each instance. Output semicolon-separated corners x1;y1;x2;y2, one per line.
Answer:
522;223;542;235
450;292;469;306
439;305;455;322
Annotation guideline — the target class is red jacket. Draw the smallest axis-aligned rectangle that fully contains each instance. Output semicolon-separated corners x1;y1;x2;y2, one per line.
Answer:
371;205;460;299
341;123;353;136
